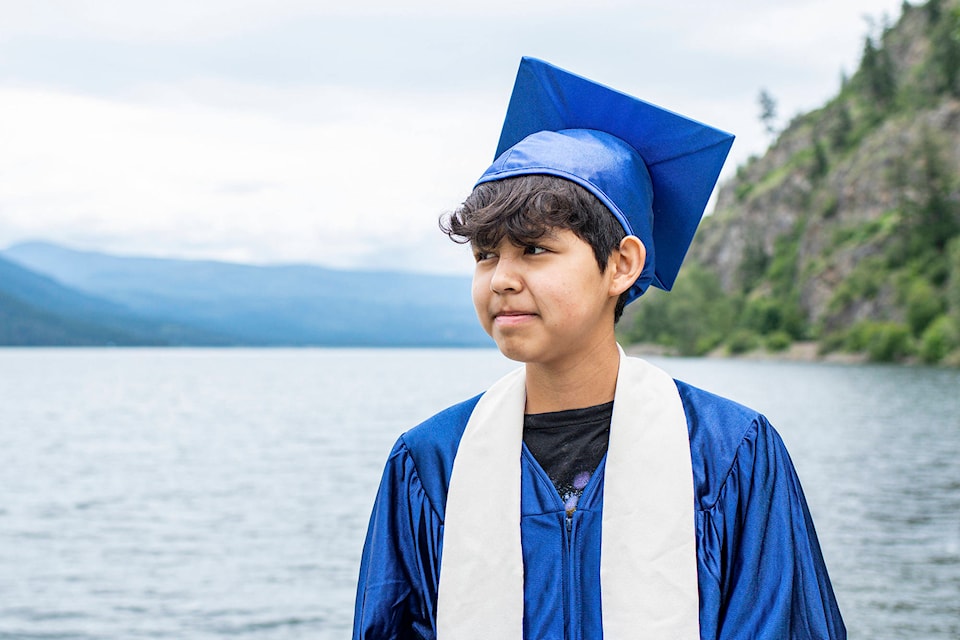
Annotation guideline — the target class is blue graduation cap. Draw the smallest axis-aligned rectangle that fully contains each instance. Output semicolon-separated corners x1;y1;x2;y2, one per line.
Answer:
476;57;734;302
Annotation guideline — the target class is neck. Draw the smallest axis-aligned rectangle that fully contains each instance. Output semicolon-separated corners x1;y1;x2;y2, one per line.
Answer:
523;339;620;414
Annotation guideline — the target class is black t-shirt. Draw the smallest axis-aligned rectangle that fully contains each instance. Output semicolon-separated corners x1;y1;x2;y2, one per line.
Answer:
522;401;613;516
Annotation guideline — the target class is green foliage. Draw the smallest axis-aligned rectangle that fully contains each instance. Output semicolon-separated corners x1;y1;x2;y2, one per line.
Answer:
820;193;840;219
846;321;914;362
624;1;960;366
828;102;854;151
888;126;960;263
914;128;960;251
732;157;757;202
818;329;847;355
768;226;803;297
859;36;897;110
812;138;830;180
930;3;960;95
625;265;736;356
920;314;960;362
737;240;769;293
828;256;887;313
741;296;806;339
751;149;817;199
741;297;783;334
727;329;760;355
627;216;811;354
736;221;808;340
948;236;960;316
765;331;793;352
831;212;899;249
904;278;945;334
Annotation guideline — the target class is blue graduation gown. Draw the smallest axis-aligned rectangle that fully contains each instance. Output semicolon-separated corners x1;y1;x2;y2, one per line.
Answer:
353;380;846;639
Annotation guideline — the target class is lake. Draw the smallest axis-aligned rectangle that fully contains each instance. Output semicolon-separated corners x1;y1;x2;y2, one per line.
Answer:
0;348;957;639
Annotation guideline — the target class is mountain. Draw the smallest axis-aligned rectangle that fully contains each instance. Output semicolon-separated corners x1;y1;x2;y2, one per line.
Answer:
1;242;489;347
0;256;229;346
623;0;960;365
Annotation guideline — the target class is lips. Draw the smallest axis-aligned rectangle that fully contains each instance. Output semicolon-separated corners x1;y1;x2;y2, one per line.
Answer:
493;310;537;327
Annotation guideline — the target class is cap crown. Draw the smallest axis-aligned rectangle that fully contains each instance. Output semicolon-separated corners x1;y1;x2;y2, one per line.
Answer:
477;57;734;301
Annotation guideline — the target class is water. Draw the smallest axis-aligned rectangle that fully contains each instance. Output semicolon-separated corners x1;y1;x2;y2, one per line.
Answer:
0;349;957;639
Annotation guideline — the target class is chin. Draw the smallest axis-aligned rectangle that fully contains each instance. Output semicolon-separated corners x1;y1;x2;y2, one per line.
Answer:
494;344;527;363
494;340;557;366
491;338;535;364
499;350;530;364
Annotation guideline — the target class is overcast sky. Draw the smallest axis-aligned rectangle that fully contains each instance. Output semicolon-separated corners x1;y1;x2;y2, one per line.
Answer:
0;0;906;274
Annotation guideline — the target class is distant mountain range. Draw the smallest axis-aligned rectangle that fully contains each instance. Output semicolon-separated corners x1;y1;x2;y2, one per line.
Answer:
0;241;490;347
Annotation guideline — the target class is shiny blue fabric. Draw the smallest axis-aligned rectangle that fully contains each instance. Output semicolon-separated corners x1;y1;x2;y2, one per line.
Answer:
353;382;846;639
479;57;735;298
477;129;658;297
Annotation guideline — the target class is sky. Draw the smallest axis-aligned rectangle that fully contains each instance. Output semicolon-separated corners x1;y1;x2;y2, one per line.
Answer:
0;0;907;275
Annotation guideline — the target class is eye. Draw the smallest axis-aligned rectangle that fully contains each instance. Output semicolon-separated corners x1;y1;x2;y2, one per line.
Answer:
524;245;548;255
474;249;496;262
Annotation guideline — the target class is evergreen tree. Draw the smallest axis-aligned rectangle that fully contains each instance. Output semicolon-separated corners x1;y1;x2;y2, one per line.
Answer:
812;137;830;180
916;128;960;253
948;237;960;317
758;89;778;135
930;4;960;95
860;36;897;107
829;102;853;150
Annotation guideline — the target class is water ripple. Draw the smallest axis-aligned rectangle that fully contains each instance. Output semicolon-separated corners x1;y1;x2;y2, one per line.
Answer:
1;349;957;638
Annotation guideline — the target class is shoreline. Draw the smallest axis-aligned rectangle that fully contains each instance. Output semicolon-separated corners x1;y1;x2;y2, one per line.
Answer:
624;340;870;365
625;340;960;368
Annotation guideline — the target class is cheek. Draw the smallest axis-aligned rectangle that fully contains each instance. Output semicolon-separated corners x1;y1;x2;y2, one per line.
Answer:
471;275;491;325
543;273;605;323
471;273;485;306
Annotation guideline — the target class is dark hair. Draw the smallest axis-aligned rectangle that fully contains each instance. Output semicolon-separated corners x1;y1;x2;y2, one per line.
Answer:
441;174;630;322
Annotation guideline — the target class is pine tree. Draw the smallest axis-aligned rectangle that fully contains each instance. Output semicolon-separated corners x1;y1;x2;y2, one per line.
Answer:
758;89;778;135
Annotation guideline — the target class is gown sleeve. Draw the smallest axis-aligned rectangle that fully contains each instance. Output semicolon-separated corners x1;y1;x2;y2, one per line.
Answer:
698;415;846;640
353;439;442;640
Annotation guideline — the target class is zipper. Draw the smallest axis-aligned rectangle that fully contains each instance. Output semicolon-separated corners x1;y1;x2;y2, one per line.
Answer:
561;508;572;639
521;444;592;639
566;510;580;640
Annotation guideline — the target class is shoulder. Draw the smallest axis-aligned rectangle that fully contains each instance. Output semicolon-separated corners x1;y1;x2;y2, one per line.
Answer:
673;379;777;509
674;379;764;440
395;393;483;521
400;393;483;463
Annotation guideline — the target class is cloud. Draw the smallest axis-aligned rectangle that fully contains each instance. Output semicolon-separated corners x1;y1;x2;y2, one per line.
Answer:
0;82;500;271
0;0;908;272
0;0;632;43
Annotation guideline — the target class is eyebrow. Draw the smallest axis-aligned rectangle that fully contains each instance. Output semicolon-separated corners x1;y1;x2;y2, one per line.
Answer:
509;226;560;242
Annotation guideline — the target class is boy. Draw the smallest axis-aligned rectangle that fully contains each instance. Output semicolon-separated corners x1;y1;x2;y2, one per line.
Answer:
353;58;845;639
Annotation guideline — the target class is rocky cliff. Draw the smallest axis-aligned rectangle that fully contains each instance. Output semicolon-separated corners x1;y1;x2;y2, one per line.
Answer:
627;0;960;364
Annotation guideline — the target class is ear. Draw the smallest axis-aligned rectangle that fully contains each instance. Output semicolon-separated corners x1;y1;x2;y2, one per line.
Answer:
608;235;646;297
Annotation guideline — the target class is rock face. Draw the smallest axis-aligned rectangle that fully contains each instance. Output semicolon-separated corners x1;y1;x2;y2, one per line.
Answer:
687;0;960;349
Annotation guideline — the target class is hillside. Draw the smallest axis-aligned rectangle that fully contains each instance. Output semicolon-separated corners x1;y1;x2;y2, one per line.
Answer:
624;0;960;365
1;242;489;347
0;256;227;346
0;287;153;347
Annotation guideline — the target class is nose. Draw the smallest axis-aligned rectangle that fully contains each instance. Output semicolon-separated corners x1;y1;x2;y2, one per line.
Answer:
490;256;522;293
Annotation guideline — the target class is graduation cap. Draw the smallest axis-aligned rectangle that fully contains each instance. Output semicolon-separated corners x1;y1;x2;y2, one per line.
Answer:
476;57;734;302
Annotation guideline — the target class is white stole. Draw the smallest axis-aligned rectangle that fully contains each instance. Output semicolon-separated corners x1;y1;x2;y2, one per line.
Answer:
437;347;699;639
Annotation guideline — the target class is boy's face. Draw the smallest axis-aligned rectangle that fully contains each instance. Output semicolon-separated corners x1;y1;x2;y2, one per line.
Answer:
472;228;619;368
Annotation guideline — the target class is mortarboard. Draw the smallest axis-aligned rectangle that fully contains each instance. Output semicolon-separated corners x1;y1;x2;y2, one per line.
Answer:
476;57;734;302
